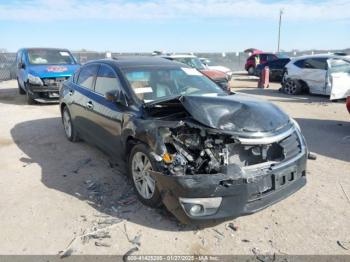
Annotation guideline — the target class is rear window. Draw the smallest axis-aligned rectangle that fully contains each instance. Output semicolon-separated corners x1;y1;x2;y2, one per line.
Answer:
294;59;305;68
304;58;327;70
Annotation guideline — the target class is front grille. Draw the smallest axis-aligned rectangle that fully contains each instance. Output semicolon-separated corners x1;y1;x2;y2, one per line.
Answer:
278;132;302;161
43;77;68;87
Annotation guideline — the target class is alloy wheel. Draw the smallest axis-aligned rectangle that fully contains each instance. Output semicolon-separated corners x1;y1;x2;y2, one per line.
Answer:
284;80;297;95
131;152;155;199
63;109;72;138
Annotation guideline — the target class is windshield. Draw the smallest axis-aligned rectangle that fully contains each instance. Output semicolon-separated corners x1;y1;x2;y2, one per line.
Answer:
172;57;206;70
123;67;226;103
28;49;76;65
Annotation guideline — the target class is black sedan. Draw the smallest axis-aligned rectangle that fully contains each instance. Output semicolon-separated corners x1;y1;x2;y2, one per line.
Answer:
255;58;291;82
60;57;308;224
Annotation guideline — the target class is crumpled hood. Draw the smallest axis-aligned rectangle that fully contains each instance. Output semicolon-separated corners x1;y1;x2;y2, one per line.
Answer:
28;64;80;78
180;94;290;133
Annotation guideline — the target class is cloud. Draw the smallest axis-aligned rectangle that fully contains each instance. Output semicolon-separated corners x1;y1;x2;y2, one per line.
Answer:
0;0;349;22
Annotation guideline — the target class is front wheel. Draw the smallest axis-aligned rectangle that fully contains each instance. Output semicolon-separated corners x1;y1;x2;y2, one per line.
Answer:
62;106;79;142
17;79;25;95
128;143;161;207
26;92;36;105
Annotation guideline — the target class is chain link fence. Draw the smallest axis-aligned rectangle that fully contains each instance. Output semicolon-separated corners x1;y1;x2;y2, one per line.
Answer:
2;49;347;82
0;52;16;82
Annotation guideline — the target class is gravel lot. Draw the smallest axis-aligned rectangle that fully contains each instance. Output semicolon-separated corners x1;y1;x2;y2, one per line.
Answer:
0;75;349;256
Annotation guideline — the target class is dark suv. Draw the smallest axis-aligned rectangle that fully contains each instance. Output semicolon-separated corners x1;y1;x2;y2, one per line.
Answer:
245;53;279;75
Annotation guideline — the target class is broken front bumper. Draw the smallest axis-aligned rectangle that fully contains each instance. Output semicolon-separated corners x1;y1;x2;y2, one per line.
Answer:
27;83;60;103
151;151;307;224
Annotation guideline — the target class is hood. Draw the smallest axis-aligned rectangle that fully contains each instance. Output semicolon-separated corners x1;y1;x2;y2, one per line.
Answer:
208;66;231;74
200;69;227;80
180;94;289;133
145;94;290;133
28;64;80;78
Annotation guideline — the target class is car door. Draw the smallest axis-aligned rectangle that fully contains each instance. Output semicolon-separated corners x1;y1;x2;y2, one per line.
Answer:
327;58;350;100
86;64;125;159
17;51;26;88
267;60;279;80
70;63;99;142
302;58;327;94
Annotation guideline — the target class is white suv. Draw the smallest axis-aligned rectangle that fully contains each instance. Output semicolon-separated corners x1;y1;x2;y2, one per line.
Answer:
282;54;350;100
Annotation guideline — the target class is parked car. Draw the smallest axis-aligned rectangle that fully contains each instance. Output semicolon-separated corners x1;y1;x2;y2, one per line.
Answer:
199;58;233;80
16;48;80;104
245;53;279;75
60;57;308;224
255;58;291;82
347;96;350;114
282;54;350;99
161;54;229;90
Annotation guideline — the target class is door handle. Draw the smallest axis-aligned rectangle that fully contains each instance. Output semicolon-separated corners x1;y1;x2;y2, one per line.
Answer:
86;101;94;110
68;89;74;96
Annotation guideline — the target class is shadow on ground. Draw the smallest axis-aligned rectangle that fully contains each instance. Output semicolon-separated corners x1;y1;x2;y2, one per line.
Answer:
295;118;350;162
10;117;207;231
0;87;27;105
235;87;339;105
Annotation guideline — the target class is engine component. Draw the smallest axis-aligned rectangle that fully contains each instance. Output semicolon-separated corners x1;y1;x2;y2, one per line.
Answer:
173;142;194;162
204;148;221;173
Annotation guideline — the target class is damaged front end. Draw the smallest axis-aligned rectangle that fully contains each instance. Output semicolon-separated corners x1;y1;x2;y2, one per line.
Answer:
142;95;308;224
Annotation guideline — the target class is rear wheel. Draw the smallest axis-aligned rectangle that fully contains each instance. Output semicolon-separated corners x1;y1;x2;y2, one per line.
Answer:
128;143;161;207
248;66;255;75
283;79;302;95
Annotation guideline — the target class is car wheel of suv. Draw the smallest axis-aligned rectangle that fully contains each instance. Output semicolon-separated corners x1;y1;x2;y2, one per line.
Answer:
62;106;79;142
248;67;255;75
283;79;301;95
128;143;161;207
17;79;25;95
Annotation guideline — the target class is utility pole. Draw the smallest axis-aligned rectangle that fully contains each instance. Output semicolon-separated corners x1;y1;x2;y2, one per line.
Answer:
277;8;284;53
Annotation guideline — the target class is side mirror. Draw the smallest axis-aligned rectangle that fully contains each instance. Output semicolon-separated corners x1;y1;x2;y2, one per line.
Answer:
18;62;25;69
105;90;128;107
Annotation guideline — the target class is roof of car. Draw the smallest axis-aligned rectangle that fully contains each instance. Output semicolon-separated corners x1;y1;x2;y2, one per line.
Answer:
292;54;345;60
85;56;189;69
20;47;71;51
162;54;197;58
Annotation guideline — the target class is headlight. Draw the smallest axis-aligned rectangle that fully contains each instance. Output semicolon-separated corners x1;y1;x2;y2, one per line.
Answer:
291;118;301;131
28;73;43;85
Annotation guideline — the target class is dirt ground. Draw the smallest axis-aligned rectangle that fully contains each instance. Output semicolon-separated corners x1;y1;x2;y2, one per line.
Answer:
0;75;349;257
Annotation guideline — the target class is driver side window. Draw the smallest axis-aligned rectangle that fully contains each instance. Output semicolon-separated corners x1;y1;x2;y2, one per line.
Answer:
94;65;122;95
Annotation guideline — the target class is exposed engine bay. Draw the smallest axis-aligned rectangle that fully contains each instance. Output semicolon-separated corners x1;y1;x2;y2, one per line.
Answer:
157;124;300;176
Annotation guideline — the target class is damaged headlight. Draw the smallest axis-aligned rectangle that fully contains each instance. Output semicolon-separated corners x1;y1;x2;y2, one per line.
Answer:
291;118;301;131
28;73;43;86
179;197;222;217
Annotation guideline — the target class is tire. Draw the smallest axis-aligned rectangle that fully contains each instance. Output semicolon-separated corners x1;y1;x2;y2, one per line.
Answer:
283;79;302;95
61;106;79;142
17;79;25;95
248;66;255;75
26;91;36;105
128;143;161;207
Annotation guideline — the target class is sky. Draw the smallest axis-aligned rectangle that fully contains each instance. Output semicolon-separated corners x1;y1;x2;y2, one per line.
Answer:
0;0;349;53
